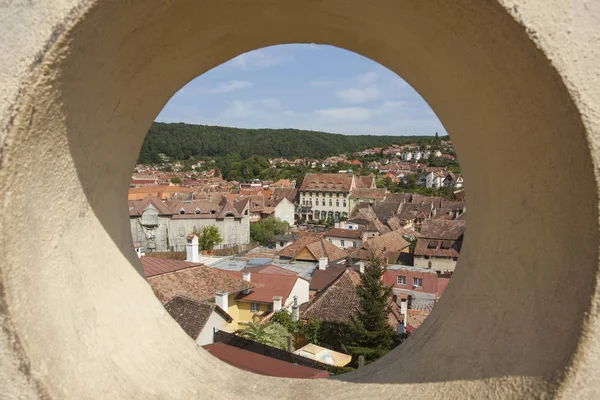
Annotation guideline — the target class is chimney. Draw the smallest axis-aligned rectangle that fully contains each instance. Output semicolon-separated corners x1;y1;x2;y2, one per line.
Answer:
400;296;408;326
215;291;229;311
272;296;283;312
291;296;299;322
186;234;199;262
243;271;251;282
318;257;328;270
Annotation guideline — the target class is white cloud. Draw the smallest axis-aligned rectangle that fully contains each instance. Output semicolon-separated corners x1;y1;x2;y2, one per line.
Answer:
336;87;380;104
357;72;379;85
219;98;284;121
378;101;407;113
315;107;372;122
219;100;255;120
201;80;252;94
231;49;293;69
259;98;282;109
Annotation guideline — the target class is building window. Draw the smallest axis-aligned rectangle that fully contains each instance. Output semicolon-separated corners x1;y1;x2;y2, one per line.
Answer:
329;200;332;206
397;276;406;285
336;192;340;197
452;257;458;261
341;239;345;247
413;277;423;287
328;238;332;243
280;241;284;247
336;201;339;207
343;201;346;207
343;193;347;198
353;241;357;247
251;303;260;312
315;192;319;197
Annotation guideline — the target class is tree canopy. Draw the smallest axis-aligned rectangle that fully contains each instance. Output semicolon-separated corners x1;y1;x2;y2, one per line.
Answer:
347;259;398;363
137;122;436;163
192;225;222;250
238;321;290;350
250;217;289;245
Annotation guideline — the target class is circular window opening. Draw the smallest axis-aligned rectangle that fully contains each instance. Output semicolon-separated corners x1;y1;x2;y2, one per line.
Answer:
129;44;464;377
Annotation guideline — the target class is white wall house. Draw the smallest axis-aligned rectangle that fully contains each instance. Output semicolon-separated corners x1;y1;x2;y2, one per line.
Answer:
285;277;310;308
274;197;295;226
425;171;445;188
323;228;364;250
299;173;376;221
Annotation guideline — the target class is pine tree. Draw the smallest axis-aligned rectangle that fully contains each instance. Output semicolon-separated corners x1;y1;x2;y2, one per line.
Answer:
348;259;397;362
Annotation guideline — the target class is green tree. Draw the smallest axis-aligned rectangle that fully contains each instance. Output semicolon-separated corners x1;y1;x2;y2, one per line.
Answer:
348;259;397;363
238;322;290;350
193;225;222;250
170;177;182;184
250;217;289;245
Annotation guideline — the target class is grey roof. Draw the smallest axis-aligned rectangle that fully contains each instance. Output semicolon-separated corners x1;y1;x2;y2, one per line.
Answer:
210;257;317;280
247;258;275;265
392;287;437;301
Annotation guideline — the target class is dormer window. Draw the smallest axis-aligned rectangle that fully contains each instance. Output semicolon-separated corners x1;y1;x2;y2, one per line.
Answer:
195;209;201;214
179;210;185;215
210;209;216;214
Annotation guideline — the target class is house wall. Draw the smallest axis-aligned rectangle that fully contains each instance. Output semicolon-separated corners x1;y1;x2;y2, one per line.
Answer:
274;198;295;226
275;240;292;250
300;191;350;217
225;294;242;331
168;216;250;250
325;236;361;250
286;279;310;307
130;215;171;252
236;301;270;324
296;247;317;261
414;256;458;273
383;269;445;297
196;311;229;346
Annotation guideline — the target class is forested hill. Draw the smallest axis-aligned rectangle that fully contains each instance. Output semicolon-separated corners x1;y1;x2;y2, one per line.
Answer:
138;122;432;163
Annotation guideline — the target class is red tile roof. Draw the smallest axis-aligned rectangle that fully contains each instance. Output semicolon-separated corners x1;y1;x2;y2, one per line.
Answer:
147;265;253;303
419;219;466;240
323;228;363;240
140;256;200;278
301;269;362;324
224;271;299;304
244;264;298;276
350;188;387;200
163;296;232;339
203;343;329;379
129;195;173;216
300;173;353;192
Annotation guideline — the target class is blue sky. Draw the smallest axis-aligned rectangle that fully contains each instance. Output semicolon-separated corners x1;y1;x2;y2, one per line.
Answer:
156;44;446;136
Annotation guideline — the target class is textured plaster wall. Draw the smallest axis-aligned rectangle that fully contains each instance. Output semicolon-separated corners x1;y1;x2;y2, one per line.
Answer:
0;0;599;399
